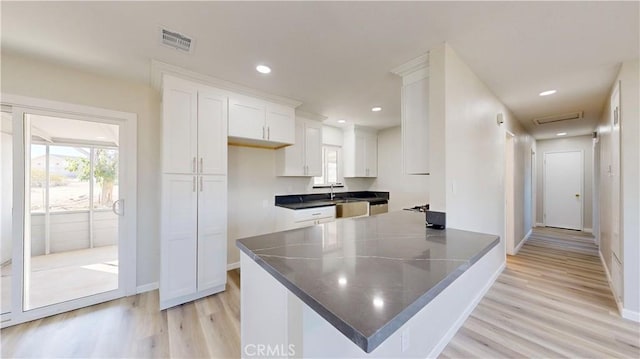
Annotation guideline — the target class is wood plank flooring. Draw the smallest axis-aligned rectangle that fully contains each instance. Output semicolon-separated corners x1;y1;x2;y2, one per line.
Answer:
440;227;640;358
2;227;638;358
1;270;241;358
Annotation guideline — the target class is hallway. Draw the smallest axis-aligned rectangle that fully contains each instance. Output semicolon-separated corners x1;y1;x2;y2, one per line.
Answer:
440;227;640;358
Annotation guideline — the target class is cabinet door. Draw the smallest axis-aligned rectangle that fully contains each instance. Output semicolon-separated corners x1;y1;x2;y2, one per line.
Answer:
197;89;228;175
229;96;265;141
305;120;322;176
402;76;429;174
197;175;228;291
160;174;198;306
276;119;305;176
265;103;295;144
354;133;367;177
162;77;198;174
365;133;378;177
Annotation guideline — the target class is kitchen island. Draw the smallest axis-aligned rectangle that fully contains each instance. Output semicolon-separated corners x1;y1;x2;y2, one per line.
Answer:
237;211;503;358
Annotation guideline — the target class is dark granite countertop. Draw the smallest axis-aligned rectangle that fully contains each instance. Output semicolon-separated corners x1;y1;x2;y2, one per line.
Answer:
275;191;389;210
236;211;500;353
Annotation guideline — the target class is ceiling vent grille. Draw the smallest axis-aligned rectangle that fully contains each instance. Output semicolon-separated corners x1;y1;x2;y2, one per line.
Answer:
532;111;583;125
160;28;193;53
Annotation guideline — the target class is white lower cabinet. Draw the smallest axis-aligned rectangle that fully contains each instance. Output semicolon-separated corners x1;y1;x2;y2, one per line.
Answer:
160;174;227;309
275;206;336;231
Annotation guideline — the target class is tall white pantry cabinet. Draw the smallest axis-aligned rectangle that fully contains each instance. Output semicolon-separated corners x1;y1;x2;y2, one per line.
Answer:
160;75;228;310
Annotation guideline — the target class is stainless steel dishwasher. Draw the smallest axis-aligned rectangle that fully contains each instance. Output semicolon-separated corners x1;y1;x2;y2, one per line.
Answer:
369;201;389;215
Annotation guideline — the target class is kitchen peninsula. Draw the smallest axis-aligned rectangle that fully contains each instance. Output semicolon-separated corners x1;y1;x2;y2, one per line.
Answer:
237;211;503;358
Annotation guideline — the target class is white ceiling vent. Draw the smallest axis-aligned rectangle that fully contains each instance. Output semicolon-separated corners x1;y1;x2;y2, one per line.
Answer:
532;111;583;125
160;28;193;53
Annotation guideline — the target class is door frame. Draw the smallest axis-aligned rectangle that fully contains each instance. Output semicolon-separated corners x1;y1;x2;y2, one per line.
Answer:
504;131;516;254
1;94;137;327
543;150;584;230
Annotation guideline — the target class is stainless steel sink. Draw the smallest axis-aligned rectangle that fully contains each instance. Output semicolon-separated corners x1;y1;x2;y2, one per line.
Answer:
335;201;369;218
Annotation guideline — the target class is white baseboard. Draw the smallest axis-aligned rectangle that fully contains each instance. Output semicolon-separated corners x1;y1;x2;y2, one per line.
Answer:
598;251;625;316
535;222;545;227
427;261;506;358
622;308;640;322
227;261;240;271
583;228;593;233
512;228;532;255
136;282;159;294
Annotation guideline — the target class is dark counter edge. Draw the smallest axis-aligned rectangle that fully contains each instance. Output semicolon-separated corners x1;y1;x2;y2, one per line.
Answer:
236;232;500;354
275;191;390;209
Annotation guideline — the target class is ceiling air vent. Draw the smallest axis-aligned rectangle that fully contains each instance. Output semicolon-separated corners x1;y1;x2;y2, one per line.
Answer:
160;28;193;53
532;111;583;125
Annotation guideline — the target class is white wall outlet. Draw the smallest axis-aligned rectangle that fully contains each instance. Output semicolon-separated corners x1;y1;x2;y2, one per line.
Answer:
401;329;410;352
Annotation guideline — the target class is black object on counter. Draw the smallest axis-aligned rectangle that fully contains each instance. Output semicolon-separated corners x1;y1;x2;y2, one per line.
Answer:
426;210;446;229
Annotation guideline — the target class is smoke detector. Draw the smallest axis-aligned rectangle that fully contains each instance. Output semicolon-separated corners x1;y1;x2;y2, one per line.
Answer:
532;111;583;125
160;27;194;53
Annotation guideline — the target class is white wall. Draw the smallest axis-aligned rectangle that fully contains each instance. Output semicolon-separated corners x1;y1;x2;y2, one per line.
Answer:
535;135;594;230
598;59;640;318
1;51;161;287
372;126;429;211
431;43;534;252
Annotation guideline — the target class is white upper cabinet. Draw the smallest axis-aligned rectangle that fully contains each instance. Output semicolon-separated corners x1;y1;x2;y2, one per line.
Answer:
392;55;430;175
266;103;295;144
162;77;198;174
198;88;228;175
276;117;322;176
228;95;266;142
343;125;377;178
228;95;295;147
162;76;228;175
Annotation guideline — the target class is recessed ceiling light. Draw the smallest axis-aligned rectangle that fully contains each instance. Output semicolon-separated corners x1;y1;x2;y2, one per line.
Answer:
371;107;382;112
337;119;346;124
256;65;271;74
557;132;567;136
539;90;557;96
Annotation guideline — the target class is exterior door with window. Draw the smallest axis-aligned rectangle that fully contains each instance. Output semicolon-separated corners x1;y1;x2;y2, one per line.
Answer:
1;96;136;327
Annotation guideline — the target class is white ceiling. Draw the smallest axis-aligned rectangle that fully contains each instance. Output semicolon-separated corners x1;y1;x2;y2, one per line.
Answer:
1;2;638;139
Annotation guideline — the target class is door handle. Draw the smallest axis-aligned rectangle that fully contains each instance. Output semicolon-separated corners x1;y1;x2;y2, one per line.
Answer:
267;126;270;140
192;157;197;173
193;177;196;192
112;199;124;216
575;194;580;198
200;176;203;192
199;158;203;173
262;126;266;139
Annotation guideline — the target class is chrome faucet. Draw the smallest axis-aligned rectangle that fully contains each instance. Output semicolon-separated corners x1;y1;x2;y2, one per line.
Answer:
330;183;335;200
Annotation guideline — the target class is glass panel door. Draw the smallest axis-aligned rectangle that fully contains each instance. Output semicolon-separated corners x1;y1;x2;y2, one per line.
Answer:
24;113;120;310
1;110;13;316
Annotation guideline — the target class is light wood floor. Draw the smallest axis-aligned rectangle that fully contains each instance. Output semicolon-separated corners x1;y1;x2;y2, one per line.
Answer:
2;228;639;358
440;227;640;358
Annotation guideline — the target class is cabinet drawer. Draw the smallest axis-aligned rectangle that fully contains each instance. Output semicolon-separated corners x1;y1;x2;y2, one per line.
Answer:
293;206;336;223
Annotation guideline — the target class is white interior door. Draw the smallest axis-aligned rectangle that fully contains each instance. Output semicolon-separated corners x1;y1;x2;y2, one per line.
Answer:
544;151;583;230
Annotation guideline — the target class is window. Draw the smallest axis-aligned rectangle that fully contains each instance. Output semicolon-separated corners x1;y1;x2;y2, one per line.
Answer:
314;146;343;187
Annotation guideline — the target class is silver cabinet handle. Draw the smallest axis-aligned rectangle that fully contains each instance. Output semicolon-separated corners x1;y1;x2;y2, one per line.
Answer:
199;158;203;173
200;176;203;192
262;126;266;139
267;126;270;140
192;157;197;173
192;177;196;192
112;199;124;216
